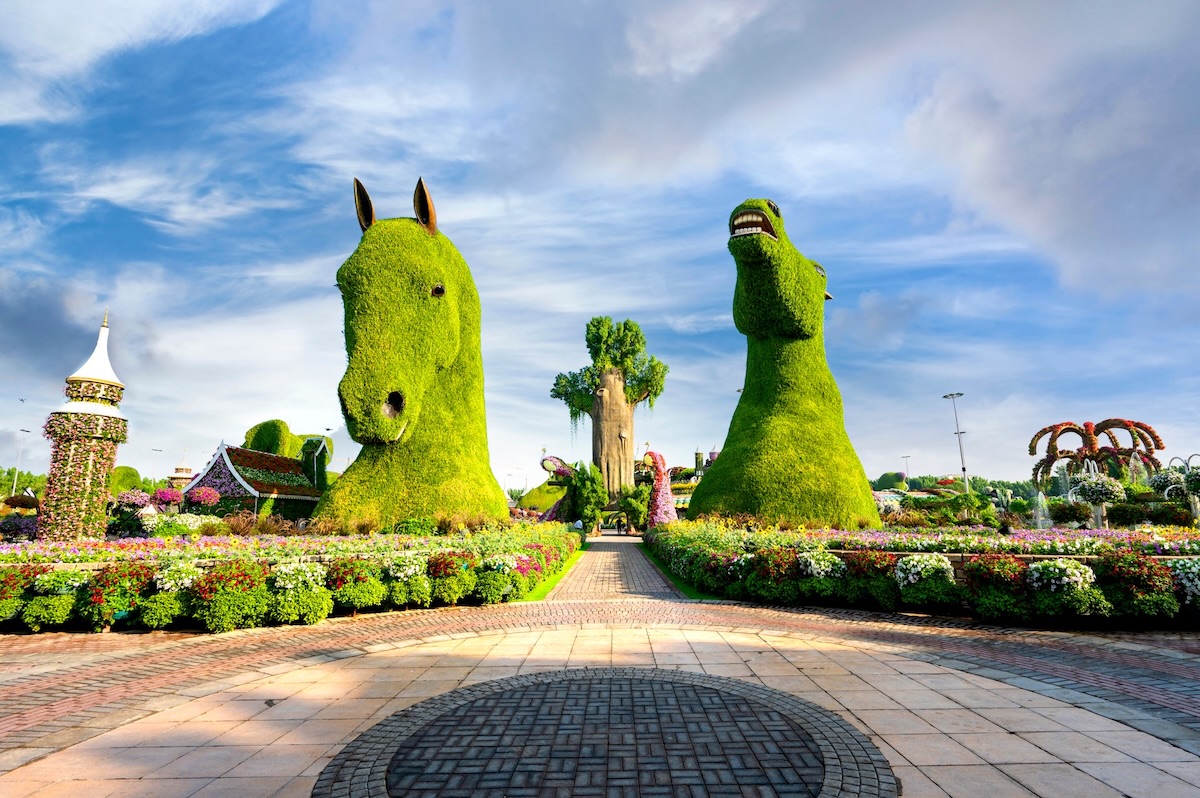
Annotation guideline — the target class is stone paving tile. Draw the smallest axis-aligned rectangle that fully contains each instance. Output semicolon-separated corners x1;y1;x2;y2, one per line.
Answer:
999;763;1127;797
920;764;1037;797
1076;762;1200;797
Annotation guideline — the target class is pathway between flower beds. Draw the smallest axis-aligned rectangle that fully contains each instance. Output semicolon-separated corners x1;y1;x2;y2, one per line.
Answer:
0;534;1199;796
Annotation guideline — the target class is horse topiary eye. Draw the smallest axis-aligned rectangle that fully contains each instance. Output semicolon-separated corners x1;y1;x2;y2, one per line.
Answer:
766;200;781;217
431;284;445;298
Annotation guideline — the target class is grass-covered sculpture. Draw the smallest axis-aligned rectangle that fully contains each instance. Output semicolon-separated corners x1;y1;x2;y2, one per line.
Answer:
313;178;508;527
688;198;880;529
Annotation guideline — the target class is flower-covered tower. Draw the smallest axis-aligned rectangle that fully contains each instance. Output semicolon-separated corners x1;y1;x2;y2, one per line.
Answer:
38;312;129;541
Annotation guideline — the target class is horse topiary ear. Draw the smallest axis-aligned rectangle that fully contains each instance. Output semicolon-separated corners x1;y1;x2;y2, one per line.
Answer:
413;177;438;235
354;178;375;233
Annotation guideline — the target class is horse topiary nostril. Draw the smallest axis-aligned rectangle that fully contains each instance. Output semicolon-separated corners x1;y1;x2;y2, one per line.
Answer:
383;391;405;419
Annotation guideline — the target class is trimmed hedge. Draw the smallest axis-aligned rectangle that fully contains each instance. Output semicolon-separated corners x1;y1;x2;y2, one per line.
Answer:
0;525;581;634
645;521;1200;627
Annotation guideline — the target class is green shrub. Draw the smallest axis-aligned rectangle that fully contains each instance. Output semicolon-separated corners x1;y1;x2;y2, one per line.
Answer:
744;548;800;604
1048;501;1092;525
269;588;334;625
474;571;510;604
191;560;271;633
138;591;188;630
1106;503;1150;528
895;553;961;611
1027;559;1110;619
22;594;77;631
842;550;900;611
1150;503;1194;526
326;559;386;612
962;554;1031;621
1008;498;1030;515
0;596;23;622
1093;552;1179;620
432;570;478;606
794;550;846;604
78;562;154;630
618;483;651;530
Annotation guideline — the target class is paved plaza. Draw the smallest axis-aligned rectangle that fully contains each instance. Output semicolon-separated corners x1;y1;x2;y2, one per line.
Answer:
1;536;1200;796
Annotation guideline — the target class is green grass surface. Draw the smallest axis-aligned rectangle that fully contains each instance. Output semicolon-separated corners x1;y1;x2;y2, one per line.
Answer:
637;542;721;601
516;539;590;602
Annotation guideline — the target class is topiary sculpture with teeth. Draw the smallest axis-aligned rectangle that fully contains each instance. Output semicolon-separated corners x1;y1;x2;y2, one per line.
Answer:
313;178;508;527
688;198;880;529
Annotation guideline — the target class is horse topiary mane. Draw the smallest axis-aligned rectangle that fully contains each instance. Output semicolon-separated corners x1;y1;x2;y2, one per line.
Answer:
313;178;508;527
688;197;880;529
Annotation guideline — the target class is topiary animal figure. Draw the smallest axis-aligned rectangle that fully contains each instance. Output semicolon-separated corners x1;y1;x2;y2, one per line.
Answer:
313;178;508;527
688;198;880;529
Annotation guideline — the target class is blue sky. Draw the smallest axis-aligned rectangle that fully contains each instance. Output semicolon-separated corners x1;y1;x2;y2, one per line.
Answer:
2;0;1199;493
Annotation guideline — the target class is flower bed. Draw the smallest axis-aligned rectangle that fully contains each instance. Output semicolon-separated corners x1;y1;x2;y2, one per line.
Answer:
0;523;581;634
644;520;1200;626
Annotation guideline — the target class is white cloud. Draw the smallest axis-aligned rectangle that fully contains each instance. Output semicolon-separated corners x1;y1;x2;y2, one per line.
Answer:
40;152;295;231
0;0;284;124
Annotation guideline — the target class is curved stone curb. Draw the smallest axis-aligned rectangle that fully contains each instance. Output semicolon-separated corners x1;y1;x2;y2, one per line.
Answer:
313;666;897;798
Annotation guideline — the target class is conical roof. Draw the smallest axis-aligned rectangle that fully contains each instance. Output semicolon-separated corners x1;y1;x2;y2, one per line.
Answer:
67;311;123;387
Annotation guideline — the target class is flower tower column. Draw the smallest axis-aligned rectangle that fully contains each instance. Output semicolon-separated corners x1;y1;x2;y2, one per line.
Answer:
38;313;129;542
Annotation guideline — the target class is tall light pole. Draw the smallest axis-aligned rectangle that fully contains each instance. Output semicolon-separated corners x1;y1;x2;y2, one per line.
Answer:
902;455;911;477
942;393;970;493
11;429;31;497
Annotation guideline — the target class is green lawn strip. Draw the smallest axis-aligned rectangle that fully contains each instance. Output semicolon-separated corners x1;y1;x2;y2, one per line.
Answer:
637;542;721;601
516;539;590;602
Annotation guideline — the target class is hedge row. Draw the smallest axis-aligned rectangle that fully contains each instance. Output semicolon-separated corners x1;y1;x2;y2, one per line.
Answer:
644;523;1200;626
0;528;581;635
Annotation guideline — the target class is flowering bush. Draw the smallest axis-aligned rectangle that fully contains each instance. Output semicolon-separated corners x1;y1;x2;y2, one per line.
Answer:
191;560;270;633
1187;470;1200;496
1071;473;1125;505
796;550;846;579
384;552;433;608
154;562;203;592
186;487;220;508
895;553;960;610
141;513;222;533
1027;558;1110;619
326;558;386;612
895;553;955;586
1092;552;1179;619
78;562;156;630
427;550;479;605
962;554;1030;621
1149;470;1185;496
116;490;151;508
744;548;801;604
1169;559;1200;606
269;561;332;625
152;488;184;509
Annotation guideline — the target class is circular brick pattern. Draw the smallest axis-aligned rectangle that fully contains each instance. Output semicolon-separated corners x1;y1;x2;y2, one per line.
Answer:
313;668;897;798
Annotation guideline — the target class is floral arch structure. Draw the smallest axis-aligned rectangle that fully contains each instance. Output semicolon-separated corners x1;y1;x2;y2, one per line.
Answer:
1029;418;1164;488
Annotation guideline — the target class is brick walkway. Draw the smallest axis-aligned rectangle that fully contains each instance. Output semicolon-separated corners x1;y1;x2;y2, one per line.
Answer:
546;535;682;600
0;535;1197;796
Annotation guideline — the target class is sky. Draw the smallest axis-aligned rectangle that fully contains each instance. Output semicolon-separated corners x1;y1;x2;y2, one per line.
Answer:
2;0;1199;495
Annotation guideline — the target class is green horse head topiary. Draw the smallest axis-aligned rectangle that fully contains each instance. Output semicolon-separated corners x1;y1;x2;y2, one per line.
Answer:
313;178;508;527
688;198;881;529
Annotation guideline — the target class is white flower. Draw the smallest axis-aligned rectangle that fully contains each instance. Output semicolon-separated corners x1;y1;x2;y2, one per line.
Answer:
796;550;846;579
154;562;203;592
1168;559;1200;605
1028;558;1095;593
271;561;327;592
894;553;955;587
383;553;427;581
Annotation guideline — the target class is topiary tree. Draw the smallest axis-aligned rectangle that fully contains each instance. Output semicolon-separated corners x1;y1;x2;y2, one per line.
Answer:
313;178;508;527
108;465;142;498
243;419;332;467
872;472;907;491
551;317;668;499
688;197;880;528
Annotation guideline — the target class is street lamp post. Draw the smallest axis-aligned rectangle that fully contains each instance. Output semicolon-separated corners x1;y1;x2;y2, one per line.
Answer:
11;429;31;497
902;455;911;478
942;393;970;494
